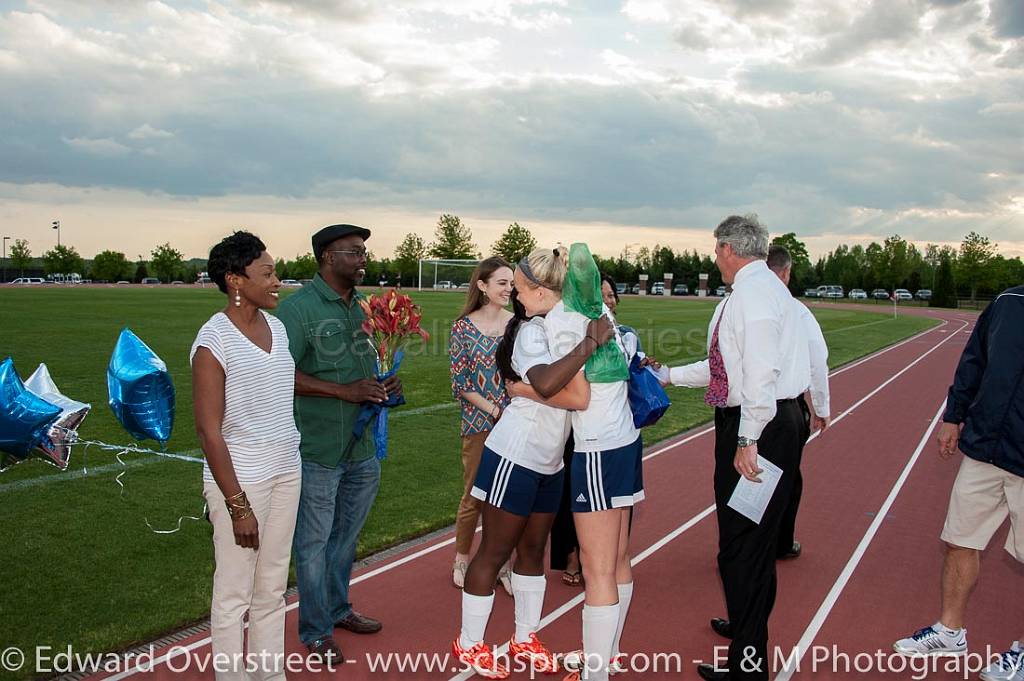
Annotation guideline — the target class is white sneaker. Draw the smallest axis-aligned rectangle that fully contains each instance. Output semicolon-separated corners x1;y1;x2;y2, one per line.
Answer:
893;623;967;657
981;642;1024;681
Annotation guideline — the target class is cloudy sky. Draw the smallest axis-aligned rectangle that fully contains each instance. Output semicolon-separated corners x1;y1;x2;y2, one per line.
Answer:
1;0;1022;262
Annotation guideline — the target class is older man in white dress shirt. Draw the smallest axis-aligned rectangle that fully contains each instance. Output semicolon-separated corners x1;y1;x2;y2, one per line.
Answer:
664;215;811;681
767;244;832;560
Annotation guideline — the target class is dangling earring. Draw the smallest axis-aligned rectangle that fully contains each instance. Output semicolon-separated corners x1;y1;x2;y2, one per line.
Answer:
234;290;241;308
482;292;489;304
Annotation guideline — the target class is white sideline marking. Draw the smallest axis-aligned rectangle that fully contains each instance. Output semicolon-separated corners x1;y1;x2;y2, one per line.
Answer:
775;401;948;681
106;316;960;681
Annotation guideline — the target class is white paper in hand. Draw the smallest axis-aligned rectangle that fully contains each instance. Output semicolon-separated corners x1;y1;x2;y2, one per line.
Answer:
727;455;783;524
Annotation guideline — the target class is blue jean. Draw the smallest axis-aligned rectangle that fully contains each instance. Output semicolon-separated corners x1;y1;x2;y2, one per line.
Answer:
294;456;381;645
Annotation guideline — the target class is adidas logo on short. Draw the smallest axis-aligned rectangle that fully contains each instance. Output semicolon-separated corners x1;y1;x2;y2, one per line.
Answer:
576;494;587;503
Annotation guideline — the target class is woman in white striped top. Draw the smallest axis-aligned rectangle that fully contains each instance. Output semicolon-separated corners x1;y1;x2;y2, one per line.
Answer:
190;231;302;681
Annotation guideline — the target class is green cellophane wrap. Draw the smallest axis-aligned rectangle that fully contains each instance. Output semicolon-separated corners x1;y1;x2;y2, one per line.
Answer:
563;243;629;383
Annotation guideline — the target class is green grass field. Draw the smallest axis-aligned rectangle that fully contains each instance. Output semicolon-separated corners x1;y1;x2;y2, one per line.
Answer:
0;287;937;678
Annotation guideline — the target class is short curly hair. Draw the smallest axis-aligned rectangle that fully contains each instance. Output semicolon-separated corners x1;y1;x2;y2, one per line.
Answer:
208;231;267;294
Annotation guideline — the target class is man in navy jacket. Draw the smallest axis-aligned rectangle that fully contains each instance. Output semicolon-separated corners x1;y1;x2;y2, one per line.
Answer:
892;286;1023;681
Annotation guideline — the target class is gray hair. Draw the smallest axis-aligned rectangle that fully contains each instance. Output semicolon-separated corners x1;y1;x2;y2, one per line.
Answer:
767;244;792;271
714;214;769;259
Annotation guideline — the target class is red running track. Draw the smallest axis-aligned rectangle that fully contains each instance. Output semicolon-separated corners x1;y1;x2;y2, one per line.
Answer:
92;306;1023;680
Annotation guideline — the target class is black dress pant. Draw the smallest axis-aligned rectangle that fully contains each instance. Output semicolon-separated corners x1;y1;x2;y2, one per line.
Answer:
714;400;808;681
776;395;812;557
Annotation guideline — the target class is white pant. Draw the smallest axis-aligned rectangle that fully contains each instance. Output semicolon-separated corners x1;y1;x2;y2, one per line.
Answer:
204;470;301;681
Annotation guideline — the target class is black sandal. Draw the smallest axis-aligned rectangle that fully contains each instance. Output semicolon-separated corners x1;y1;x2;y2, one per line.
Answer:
561;569;583;586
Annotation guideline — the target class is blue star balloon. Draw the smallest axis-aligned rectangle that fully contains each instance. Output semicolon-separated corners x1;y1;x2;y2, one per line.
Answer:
107;329;175;444
0;357;63;471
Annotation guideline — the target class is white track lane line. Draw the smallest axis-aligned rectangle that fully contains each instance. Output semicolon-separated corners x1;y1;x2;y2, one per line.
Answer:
106;316;959;681
446;321;966;681
774;400;948;681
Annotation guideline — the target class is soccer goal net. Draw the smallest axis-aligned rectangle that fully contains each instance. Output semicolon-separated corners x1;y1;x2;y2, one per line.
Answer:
418;259;480;291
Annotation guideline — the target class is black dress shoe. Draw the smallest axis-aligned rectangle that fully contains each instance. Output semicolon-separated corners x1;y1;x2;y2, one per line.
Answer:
778;540;802;560
696;662;731;680
335;610;383;634
306;636;344;663
710;617;733;639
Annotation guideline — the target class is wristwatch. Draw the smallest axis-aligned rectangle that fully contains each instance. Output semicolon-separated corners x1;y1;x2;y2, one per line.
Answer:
737;436;757;448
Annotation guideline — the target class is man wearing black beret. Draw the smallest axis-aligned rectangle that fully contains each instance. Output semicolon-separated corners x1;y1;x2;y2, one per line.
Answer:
277;224;403;662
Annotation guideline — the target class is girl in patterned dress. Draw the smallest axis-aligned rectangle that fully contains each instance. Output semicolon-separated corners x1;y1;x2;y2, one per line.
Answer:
449;257;515;590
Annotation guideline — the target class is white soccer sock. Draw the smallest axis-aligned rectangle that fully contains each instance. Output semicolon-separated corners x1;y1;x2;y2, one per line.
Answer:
936;621;965;638
582;602;620;681
460;591;495;650
512;572;547;644
611;582;634;658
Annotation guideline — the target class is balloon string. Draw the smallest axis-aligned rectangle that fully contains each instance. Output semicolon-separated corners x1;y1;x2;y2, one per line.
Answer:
114;450;128;498
102;441;207;535
69;435;204;464
145;503;208;535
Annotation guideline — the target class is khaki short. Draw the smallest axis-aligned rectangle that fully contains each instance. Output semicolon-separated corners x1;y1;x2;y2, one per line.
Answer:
941;456;1024;563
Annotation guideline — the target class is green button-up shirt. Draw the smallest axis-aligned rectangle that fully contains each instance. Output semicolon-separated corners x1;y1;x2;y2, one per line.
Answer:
275;274;377;465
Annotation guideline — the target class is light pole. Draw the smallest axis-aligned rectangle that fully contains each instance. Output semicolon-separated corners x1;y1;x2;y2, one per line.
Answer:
52;220;61;247
2;236;9;283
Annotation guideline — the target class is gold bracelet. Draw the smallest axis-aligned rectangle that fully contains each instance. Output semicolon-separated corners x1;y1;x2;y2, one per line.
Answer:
225;498;252;519
225;490;246;503
229;507;254;521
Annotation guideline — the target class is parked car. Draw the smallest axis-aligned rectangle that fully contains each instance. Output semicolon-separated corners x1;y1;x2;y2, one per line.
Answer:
816;284;844;299
615;283;627;295
141;277;160;285
651;282;665;295
673;284;689;296
116;280;131;285
280;279;302;288
915;289;932;300
871;289;889;300
433;280;454;290
715;285;727;296
804;288;818;298
894;288;913;300
849;288;867;300
196;275;212;284
457;283;470;289
631;283;642;295
9;277;45;285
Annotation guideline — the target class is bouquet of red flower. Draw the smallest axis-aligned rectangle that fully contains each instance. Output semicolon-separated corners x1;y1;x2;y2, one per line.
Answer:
353;290;429;460
358;290;430;373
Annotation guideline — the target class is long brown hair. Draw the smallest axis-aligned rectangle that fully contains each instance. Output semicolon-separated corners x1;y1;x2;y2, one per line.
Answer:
460;256;513;317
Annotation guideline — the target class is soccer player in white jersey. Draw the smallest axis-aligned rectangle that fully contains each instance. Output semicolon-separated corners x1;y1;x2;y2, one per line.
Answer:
544;256;645;681
453;247;614;679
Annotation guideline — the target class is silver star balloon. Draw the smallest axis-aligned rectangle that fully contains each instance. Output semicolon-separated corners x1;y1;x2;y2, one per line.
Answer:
24;364;91;470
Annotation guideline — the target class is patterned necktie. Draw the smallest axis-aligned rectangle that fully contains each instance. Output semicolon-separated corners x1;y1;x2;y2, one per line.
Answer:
704;300;729;408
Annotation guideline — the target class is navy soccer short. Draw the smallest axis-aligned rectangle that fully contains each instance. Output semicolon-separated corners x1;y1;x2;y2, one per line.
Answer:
571;437;645;513
470;447;564;517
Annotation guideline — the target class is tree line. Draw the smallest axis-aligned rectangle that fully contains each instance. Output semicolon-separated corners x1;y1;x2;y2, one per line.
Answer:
6;216;1020;305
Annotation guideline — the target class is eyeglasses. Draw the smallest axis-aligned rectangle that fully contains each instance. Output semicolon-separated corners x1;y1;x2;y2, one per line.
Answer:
328;249;368;258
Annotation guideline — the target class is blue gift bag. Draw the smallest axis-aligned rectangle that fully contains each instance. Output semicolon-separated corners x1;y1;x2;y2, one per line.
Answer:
627;354;671;428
